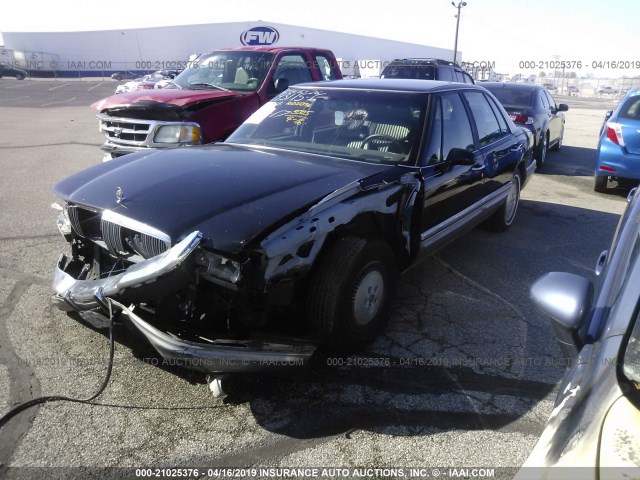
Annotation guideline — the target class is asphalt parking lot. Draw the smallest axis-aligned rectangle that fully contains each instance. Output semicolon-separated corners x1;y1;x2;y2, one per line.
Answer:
0;79;628;477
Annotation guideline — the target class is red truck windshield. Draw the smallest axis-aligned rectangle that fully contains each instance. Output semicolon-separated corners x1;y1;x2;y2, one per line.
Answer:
170;51;275;92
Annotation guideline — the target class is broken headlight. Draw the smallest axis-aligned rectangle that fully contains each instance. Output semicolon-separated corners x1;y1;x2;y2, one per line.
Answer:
197;250;241;284
51;202;71;236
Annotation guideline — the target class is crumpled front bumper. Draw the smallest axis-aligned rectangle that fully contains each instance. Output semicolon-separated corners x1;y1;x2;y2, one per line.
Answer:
51;230;316;372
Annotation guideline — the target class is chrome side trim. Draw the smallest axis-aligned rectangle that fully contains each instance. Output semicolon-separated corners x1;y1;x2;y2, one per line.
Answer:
420;182;511;244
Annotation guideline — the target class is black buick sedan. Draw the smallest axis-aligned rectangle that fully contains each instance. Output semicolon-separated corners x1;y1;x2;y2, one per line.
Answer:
51;79;534;373
482;82;568;168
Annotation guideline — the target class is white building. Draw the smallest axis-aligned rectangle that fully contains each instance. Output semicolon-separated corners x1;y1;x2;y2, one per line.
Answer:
1;21;456;77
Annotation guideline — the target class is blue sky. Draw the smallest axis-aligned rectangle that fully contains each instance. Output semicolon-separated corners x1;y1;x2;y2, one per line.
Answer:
2;0;639;75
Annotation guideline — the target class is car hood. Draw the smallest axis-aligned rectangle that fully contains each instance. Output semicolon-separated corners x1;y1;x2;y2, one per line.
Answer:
91;88;243;111
52;145;390;253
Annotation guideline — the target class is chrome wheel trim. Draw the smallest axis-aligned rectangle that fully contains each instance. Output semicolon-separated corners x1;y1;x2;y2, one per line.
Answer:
504;176;520;224
353;266;384;326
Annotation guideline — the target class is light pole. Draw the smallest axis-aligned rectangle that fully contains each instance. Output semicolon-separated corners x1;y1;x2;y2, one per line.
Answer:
452;1;467;65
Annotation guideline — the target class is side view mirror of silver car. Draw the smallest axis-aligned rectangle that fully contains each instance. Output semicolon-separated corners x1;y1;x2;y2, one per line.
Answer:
530;272;593;359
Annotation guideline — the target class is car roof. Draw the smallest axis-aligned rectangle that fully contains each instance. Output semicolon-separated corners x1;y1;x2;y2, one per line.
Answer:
293;78;479;93
386;58;459;67
208;46;333;54
481;82;542;91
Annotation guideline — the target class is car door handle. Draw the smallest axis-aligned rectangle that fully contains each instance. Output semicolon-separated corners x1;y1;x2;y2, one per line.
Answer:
510;144;520;152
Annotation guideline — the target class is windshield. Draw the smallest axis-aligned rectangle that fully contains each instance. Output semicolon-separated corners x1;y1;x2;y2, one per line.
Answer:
225;87;426;165
485;87;534;110
170;51;275;92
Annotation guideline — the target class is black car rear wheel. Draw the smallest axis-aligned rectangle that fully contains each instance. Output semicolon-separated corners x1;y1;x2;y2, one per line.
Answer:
15;73;25;80
483;171;521;232
307;236;396;350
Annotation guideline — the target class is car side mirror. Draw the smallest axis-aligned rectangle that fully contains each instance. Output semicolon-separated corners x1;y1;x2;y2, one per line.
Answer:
275;78;290;93
604;110;613;120
558;104;569;112
446;148;475;166
530;272;593;359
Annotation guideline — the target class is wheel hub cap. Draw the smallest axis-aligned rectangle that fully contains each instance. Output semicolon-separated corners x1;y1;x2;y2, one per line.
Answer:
353;269;384;326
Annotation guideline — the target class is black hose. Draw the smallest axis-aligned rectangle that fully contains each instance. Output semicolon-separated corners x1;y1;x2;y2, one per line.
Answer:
0;299;116;430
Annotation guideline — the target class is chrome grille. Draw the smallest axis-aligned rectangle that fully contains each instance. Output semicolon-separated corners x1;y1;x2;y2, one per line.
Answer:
129;233;169;259
69;206;171;260
67;205;83;237
67;206;101;238
98;115;152;146
101;217;127;256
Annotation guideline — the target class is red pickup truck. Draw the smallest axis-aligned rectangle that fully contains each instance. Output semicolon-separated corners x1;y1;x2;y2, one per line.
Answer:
92;47;342;160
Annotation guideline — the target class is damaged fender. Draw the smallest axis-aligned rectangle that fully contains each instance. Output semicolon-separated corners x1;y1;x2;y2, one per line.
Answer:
259;172;422;283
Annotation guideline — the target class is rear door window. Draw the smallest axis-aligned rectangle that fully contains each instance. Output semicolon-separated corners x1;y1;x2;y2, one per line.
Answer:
422;93;476;165
486;95;510;133
464;91;506;147
274;55;313;86
315;55;337;81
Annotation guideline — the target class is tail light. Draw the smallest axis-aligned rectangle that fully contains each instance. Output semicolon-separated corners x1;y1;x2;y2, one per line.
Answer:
510;113;534;125
605;122;625;146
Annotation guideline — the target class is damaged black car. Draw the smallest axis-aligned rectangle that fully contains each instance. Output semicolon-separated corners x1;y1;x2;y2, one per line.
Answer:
51;79;535;373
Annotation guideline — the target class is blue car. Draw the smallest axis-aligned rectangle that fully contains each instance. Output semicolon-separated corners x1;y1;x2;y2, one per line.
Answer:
594;87;640;193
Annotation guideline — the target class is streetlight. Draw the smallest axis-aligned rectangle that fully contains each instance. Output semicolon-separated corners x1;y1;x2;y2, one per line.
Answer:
451;1;467;65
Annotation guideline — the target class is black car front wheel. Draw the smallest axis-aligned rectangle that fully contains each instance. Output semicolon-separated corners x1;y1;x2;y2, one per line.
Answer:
535;134;549;168
15;73;25;80
307;236;397;350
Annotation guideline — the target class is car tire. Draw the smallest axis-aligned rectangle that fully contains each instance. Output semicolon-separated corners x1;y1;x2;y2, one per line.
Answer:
483;171;521;232
594;175;608;193
307;236;396;350
114;74;122;81
550;127;563;152
15;73;25;80
535;134;549;168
